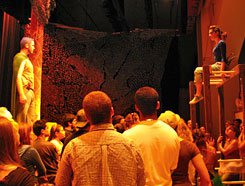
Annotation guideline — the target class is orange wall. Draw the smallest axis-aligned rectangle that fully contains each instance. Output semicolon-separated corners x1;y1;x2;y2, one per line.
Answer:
200;0;245;68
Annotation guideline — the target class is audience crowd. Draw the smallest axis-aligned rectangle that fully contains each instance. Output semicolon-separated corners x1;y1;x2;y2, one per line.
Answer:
0;87;244;186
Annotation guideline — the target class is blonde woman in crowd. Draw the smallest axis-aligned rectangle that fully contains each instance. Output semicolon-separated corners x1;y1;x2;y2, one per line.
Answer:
159;111;211;186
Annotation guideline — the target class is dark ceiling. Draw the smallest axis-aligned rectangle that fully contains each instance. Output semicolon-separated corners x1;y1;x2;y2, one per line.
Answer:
0;0;193;33
0;0;31;24
49;0;187;33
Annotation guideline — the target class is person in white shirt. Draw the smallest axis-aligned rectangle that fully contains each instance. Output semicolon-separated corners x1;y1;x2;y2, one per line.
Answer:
123;86;180;186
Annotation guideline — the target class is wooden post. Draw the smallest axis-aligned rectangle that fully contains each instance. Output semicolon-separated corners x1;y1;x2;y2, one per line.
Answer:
202;65;213;133
189;81;197;126
218;86;225;135
239;65;245;125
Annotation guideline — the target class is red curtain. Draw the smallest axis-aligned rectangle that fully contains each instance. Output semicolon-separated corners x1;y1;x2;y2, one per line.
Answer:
0;13;21;109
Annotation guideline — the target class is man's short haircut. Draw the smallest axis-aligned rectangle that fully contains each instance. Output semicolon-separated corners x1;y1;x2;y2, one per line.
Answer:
20;37;34;49
63;113;75;127
83;91;112;124
135;86;159;115
33;119;47;136
234;118;242;125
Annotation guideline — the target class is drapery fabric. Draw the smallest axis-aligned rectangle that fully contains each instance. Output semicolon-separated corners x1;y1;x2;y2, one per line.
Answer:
0;13;21;109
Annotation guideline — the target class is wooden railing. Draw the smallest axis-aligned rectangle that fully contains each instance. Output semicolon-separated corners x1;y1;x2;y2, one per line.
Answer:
218;159;245;185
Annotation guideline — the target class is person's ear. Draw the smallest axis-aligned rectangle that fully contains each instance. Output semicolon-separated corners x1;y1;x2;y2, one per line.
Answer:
84;112;90;121
41;128;45;135
110;107;114;117
55;131;59;136
24;43;29;49
156;101;160;110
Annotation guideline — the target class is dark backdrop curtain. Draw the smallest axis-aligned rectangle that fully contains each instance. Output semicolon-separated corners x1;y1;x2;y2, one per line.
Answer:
161;36;180;113
0;13;21;109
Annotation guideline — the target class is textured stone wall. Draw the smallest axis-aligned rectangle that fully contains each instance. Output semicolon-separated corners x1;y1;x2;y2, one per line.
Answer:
42;23;173;123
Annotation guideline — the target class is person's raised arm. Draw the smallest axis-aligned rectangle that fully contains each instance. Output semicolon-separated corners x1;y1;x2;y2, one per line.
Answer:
218;139;238;157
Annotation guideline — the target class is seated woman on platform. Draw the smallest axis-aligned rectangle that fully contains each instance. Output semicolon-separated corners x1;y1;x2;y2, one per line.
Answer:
0;117;35;185
189;25;228;104
18;123;47;183
159;111;211;186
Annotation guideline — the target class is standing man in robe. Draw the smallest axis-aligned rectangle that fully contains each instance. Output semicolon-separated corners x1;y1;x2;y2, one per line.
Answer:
11;37;35;125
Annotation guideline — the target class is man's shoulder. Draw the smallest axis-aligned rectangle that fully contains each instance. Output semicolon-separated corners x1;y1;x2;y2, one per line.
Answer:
14;52;28;60
63;130;139;156
13;53;29;67
33;139;56;149
123;124;145;136
124;120;179;143
71;129;134;145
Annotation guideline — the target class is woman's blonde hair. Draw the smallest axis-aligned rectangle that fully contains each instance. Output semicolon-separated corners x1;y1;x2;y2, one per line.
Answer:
177;118;193;142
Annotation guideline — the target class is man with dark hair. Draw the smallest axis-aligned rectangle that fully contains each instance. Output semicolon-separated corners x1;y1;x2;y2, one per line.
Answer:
11;37;36;125
234;118;242;128
32;119;58;184
123;86;180;186
56;91;145;186
63;113;76;139
61;109;90;156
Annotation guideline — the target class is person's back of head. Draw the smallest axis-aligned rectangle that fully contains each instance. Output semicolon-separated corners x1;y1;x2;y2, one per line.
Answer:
83;91;113;125
0;117;20;165
125;113;134;128
124;112;140;129
74;109;88;129
114;123;125;133
134;86;159;116
19;123;32;145
195;136;207;152
158;110;180;130
112;115;124;125
234;118;242;127
177;118;193;142
0;107;13;120
33;119;47;137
